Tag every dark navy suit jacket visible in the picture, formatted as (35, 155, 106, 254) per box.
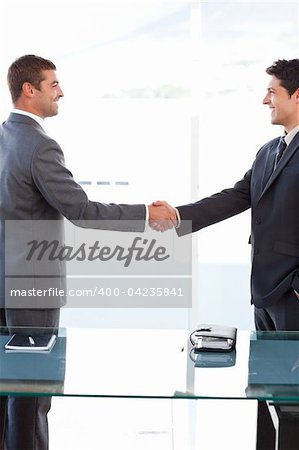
(177, 131, 299, 307)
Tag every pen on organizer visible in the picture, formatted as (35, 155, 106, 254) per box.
(29, 336, 35, 345)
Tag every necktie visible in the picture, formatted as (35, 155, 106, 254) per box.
(274, 136, 287, 169)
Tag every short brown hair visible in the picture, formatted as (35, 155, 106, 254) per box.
(7, 54, 56, 103)
(266, 59, 299, 96)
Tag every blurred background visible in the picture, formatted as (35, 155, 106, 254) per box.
(0, 0, 298, 331)
(0, 2, 298, 449)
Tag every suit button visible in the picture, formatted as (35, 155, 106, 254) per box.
(255, 217, 261, 225)
(255, 248, 260, 255)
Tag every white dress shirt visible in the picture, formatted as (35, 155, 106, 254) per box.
(284, 124, 299, 146)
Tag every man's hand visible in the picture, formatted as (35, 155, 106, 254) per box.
(148, 200, 177, 231)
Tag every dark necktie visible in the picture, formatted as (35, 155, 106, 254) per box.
(274, 136, 287, 170)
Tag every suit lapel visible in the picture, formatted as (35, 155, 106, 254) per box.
(261, 142, 277, 191)
(259, 132, 299, 200)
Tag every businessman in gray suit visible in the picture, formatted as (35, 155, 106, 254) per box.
(0, 54, 176, 450)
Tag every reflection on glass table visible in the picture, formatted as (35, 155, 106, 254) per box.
(246, 331, 299, 399)
(0, 327, 66, 394)
(189, 347, 236, 368)
(0, 328, 299, 403)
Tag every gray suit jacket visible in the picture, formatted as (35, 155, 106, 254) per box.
(0, 113, 146, 308)
(177, 131, 299, 308)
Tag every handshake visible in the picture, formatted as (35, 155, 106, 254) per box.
(148, 201, 178, 231)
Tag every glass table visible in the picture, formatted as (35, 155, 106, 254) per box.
(1, 327, 299, 449)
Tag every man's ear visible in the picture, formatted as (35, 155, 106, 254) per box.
(22, 82, 34, 98)
(294, 88, 299, 104)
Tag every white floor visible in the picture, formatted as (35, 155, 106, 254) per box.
(49, 397, 257, 450)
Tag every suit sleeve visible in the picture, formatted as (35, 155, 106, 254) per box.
(176, 169, 252, 235)
(31, 138, 146, 230)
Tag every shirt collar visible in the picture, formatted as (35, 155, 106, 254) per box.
(11, 108, 45, 130)
(284, 125, 299, 146)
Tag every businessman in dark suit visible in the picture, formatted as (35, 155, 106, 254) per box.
(0, 54, 176, 450)
(153, 59, 299, 448)
(154, 58, 299, 332)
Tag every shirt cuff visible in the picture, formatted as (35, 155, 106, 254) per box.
(174, 207, 181, 228)
(145, 205, 149, 221)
